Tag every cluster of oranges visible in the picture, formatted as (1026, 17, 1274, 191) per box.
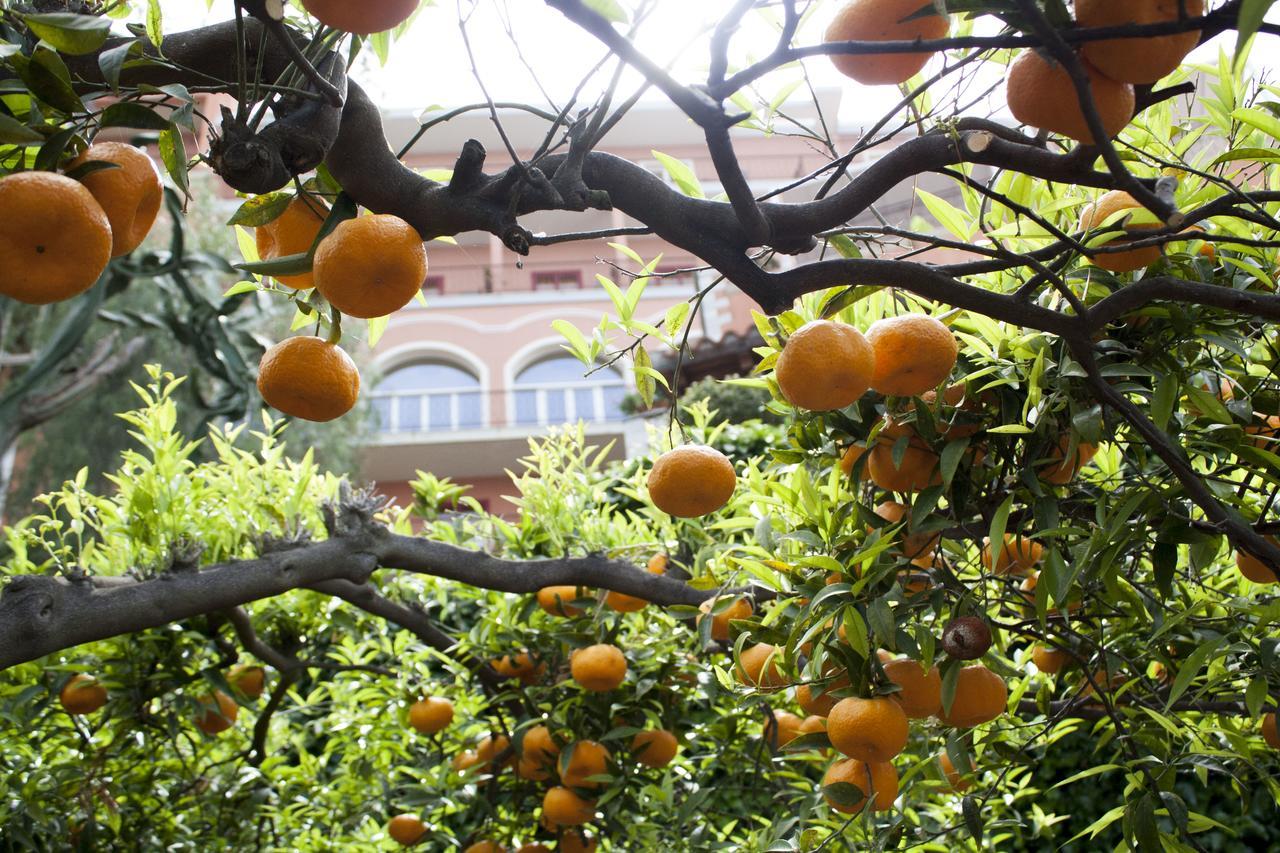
(0, 143, 162, 305)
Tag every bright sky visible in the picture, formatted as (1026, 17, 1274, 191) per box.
(153, 1, 1276, 130)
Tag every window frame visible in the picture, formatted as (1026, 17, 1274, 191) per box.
(530, 269, 583, 291)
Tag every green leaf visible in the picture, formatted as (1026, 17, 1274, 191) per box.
(962, 795, 984, 844)
(1234, 0, 1276, 68)
(227, 192, 294, 227)
(916, 188, 974, 240)
(585, 0, 629, 23)
(1245, 675, 1268, 719)
(1211, 146, 1280, 166)
(221, 281, 259, 299)
(552, 320, 592, 364)
(1164, 638, 1223, 710)
(158, 126, 189, 197)
(235, 252, 311, 277)
(23, 13, 112, 55)
(0, 114, 43, 145)
(987, 494, 1014, 570)
(634, 346, 656, 408)
(650, 150, 704, 199)
(663, 302, 690, 339)
(97, 40, 138, 90)
(99, 102, 169, 130)
(145, 0, 164, 49)
(1232, 106, 1280, 141)
(367, 314, 389, 348)
(1151, 373, 1177, 432)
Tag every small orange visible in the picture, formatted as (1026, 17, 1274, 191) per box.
(516, 845, 552, 853)
(604, 587, 648, 613)
(697, 596, 754, 642)
(300, 0, 419, 34)
(824, 0, 949, 85)
(0, 171, 112, 304)
(491, 652, 545, 685)
(516, 755, 551, 781)
(570, 644, 627, 692)
(981, 534, 1044, 575)
(766, 710, 805, 747)
(1077, 0, 1203, 84)
(452, 750, 480, 773)
(255, 196, 329, 289)
(542, 786, 595, 826)
(257, 336, 360, 422)
(1037, 435, 1098, 485)
(194, 690, 238, 735)
(1006, 50, 1134, 144)
(647, 553, 668, 574)
(536, 585, 589, 617)
(736, 643, 788, 690)
(1236, 539, 1280, 584)
(1245, 414, 1280, 449)
(227, 664, 265, 699)
(881, 657, 942, 718)
(559, 831, 597, 853)
(865, 314, 958, 397)
(560, 740, 611, 789)
(872, 500, 939, 559)
(58, 674, 108, 716)
(1079, 191, 1163, 272)
(647, 445, 736, 517)
(938, 752, 971, 792)
(631, 729, 679, 768)
(827, 696, 908, 762)
(867, 431, 941, 492)
(314, 213, 427, 318)
(70, 142, 163, 257)
(462, 842, 504, 853)
(1263, 713, 1279, 749)
(387, 814, 428, 846)
(1032, 644, 1071, 675)
(822, 758, 898, 812)
(519, 724, 559, 766)
(476, 733, 512, 770)
(774, 319, 875, 411)
(936, 665, 1007, 727)
(839, 443, 868, 478)
(796, 681, 846, 717)
(408, 696, 454, 734)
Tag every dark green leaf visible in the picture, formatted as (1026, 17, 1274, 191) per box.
(0, 113, 42, 144)
(99, 102, 169, 130)
(23, 13, 112, 55)
(226, 192, 293, 227)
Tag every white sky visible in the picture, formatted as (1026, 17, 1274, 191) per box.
(152, 1, 1276, 130)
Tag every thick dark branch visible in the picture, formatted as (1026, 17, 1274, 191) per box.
(1086, 276, 1280, 329)
(225, 606, 296, 673)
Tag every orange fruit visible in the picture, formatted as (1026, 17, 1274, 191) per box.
(736, 643, 788, 690)
(452, 750, 480, 772)
(936, 665, 1007, 727)
(839, 443, 868, 478)
(58, 674, 107, 715)
(1263, 713, 1279, 749)
(476, 733, 512, 770)
(697, 596, 753, 642)
(822, 758, 898, 812)
(865, 314, 957, 397)
(604, 587, 648, 613)
(313, 213, 427, 318)
(516, 755, 551, 781)
(408, 696, 453, 734)
(828, 696, 908, 762)
(257, 336, 360, 422)
(867, 430, 941, 492)
(570, 644, 627, 692)
(1032, 645, 1070, 675)
(0, 171, 112, 304)
(536, 585, 589, 617)
(227, 664, 265, 699)
(491, 652, 546, 685)
(387, 814, 427, 846)
(1079, 191, 1163, 272)
(517, 846, 551, 853)
(824, 0, 949, 85)
(774, 319, 875, 411)
(559, 831, 597, 853)
(938, 752, 971, 792)
(560, 740, 611, 789)
(194, 690, 238, 735)
(300, 0, 419, 34)
(1006, 50, 1134, 144)
(69, 142, 162, 257)
(1245, 414, 1280, 448)
(766, 710, 805, 747)
(1236, 539, 1280, 584)
(542, 786, 595, 826)
(881, 657, 942, 718)
(631, 729, 679, 768)
(796, 682, 846, 717)
(520, 724, 559, 766)
(1077, 0, 1203, 84)
(462, 842, 504, 853)
(647, 445, 736, 517)
(872, 501, 939, 559)
(255, 196, 329, 289)
(647, 553, 668, 574)
(981, 533, 1043, 575)
(1037, 435, 1098, 485)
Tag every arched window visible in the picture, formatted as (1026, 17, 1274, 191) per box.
(513, 356, 626, 426)
(372, 361, 483, 433)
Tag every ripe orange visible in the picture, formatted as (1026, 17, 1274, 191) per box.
(1079, 191, 1163, 272)
(408, 696, 454, 734)
(865, 314, 957, 397)
(767, 710, 805, 747)
(559, 830, 597, 853)
(300, 0, 419, 34)
(452, 750, 480, 772)
(0, 171, 112, 304)
(839, 443, 868, 478)
(1245, 414, 1280, 448)
(824, 0, 949, 85)
(1006, 50, 1134, 144)
(69, 142, 162, 257)
(1236, 539, 1280, 583)
(647, 445, 736, 517)
(1037, 435, 1098, 485)
(822, 758, 899, 812)
(697, 596, 753, 642)
(938, 752, 971, 792)
(1032, 644, 1070, 675)
(774, 319, 875, 411)
(59, 674, 108, 715)
(736, 643, 788, 690)
(1263, 713, 1279, 749)
(798, 714, 829, 749)
(631, 729, 679, 768)
(881, 657, 942, 718)
(536, 585, 589, 617)
(517, 845, 552, 853)
(491, 652, 545, 685)
(194, 690, 238, 734)
(228, 664, 266, 699)
(255, 196, 329, 289)
(257, 336, 360, 422)
(520, 724, 560, 766)
(462, 842, 504, 853)
(981, 533, 1043, 575)
(1077, 0, 1203, 84)
(559, 740, 611, 789)
(570, 644, 627, 692)
(936, 665, 1007, 727)
(796, 681, 846, 717)
(542, 786, 595, 826)
(476, 733, 511, 770)
(387, 814, 427, 846)
(828, 696, 908, 762)
(867, 430, 941, 492)
(872, 500, 939, 559)
(313, 213, 428, 318)
(604, 587, 648, 613)
(647, 553, 668, 574)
